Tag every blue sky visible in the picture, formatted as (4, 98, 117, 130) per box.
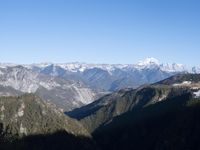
(0, 0, 200, 65)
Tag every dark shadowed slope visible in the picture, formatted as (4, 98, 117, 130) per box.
(0, 94, 100, 150)
(67, 74, 200, 133)
(93, 93, 200, 150)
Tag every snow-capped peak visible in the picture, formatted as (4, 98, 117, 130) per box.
(160, 63, 186, 72)
(0, 58, 199, 74)
(137, 57, 160, 66)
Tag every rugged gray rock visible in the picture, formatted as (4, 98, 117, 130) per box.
(0, 66, 97, 111)
(0, 58, 199, 111)
(26, 58, 200, 91)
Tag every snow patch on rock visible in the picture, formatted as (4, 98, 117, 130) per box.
(173, 81, 192, 87)
(158, 94, 167, 101)
(194, 90, 200, 98)
(0, 105, 5, 120)
(1, 105, 5, 111)
(18, 102, 25, 117)
(20, 123, 27, 134)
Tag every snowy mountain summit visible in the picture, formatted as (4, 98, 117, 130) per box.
(0, 58, 199, 111)
(138, 57, 160, 66)
(25, 57, 199, 74)
(135, 57, 198, 73)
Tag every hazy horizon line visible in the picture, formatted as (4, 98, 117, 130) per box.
(0, 58, 199, 67)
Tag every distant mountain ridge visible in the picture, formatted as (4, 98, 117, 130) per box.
(8, 58, 200, 91)
(0, 58, 199, 111)
(1, 57, 199, 74)
(22, 57, 199, 73)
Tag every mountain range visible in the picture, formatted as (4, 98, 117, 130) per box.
(0, 57, 199, 111)
(67, 74, 200, 132)
(1, 73, 200, 150)
(25, 57, 200, 91)
(0, 58, 200, 150)
(67, 74, 200, 150)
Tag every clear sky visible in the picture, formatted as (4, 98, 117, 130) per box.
(0, 0, 200, 65)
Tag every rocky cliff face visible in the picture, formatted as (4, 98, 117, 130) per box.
(0, 59, 199, 112)
(0, 66, 97, 111)
(25, 58, 200, 91)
